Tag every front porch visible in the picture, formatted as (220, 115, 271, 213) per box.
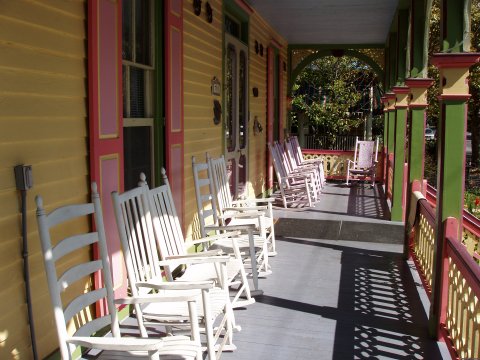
(218, 183, 449, 359)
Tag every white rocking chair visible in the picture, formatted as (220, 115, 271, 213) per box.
(192, 156, 270, 295)
(346, 136, 379, 186)
(36, 183, 201, 360)
(112, 180, 237, 360)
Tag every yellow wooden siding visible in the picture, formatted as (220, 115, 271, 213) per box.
(183, 0, 223, 240)
(182, 0, 287, 240)
(0, 1, 89, 359)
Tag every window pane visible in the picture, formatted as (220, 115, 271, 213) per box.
(122, 0, 133, 61)
(129, 67, 145, 117)
(135, 0, 151, 65)
(225, 15, 240, 38)
(124, 126, 152, 190)
(226, 45, 236, 152)
(122, 65, 128, 116)
(239, 50, 246, 149)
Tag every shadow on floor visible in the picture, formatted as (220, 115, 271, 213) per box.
(254, 237, 441, 360)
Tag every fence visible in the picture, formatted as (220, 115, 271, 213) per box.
(303, 135, 357, 151)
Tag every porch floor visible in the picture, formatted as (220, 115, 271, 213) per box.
(220, 183, 450, 360)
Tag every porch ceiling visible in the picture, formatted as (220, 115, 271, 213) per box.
(248, 0, 400, 46)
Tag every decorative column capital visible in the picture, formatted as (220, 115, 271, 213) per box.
(405, 78, 434, 108)
(384, 92, 396, 112)
(392, 86, 410, 109)
(430, 52, 480, 101)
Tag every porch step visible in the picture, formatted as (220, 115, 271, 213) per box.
(274, 218, 404, 244)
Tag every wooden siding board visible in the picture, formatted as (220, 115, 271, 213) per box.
(0, 1, 88, 357)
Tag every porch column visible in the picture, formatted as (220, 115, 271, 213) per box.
(427, 0, 479, 336)
(384, 93, 396, 198)
(391, 86, 410, 222)
(405, 79, 433, 189)
(429, 53, 480, 335)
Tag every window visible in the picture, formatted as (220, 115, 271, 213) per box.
(122, 0, 154, 190)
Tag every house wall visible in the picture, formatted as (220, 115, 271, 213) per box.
(183, 0, 287, 240)
(249, 11, 288, 195)
(0, 1, 89, 358)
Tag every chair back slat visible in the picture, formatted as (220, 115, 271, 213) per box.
(36, 184, 120, 360)
(58, 260, 103, 293)
(209, 155, 234, 211)
(112, 186, 162, 292)
(192, 156, 221, 238)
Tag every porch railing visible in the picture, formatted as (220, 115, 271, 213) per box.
(409, 181, 480, 359)
(303, 135, 357, 151)
(302, 149, 384, 181)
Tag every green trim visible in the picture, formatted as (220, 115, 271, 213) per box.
(439, 101, 467, 222)
(154, 1, 165, 186)
(396, 9, 409, 85)
(410, 0, 430, 77)
(391, 108, 407, 221)
(388, 111, 395, 154)
(222, 0, 251, 155)
(224, 0, 249, 43)
(383, 112, 389, 152)
(441, 0, 468, 53)
(290, 49, 385, 86)
(409, 108, 426, 182)
(388, 32, 398, 91)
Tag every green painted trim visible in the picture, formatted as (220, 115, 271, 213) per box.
(391, 108, 407, 221)
(441, 0, 468, 53)
(388, 32, 398, 91)
(154, 1, 165, 186)
(290, 49, 385, 86)
(383, 112, 389, 151)
(396, 9, 409, 84)
(410, 0, 430, 77)
(224, 0, 250, 43)
(288, 43, 385, 50)
(388, 111, 395, 154)
(409, 108, 426, 182)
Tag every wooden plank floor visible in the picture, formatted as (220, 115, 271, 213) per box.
(220, 183, 449, 360)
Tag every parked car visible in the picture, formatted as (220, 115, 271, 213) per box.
(425, 127, 436, 141)
(466, 132, 472, 166)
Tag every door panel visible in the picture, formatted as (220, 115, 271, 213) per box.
(224, 34, 248, 198)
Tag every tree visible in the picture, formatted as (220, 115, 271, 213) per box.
(291, 55, 383, 148)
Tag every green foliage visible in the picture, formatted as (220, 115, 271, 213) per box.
(291, 55, 382, 146)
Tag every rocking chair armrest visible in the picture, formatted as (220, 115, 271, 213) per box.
(218, 211, 265, 219)
(134, 280, 215, 291)
(223, 206, 267, 212)
(232, 198, 275, 205)
(205, 224, 255, 232)
(166, 250, 223, 258)
(67, 336, 167, 352)
(190, 230, 242, 246)
(158, 255, 230, 267)
(114, 291, 201, 305)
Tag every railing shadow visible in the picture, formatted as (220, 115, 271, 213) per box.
(256, 237, 441, 359)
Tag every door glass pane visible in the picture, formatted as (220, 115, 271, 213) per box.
(239, 50, 246, 149)
(238, 154, 246, 196)
(122, 0, 133, 61)
(226, 158, 236, 197)
(226, 45, 236, 152)
(124, 126, 152, 190)
(122, 65, 128, 116)
(135, 0, 151, 65)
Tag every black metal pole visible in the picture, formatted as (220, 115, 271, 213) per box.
(21, 189, 38, 360)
